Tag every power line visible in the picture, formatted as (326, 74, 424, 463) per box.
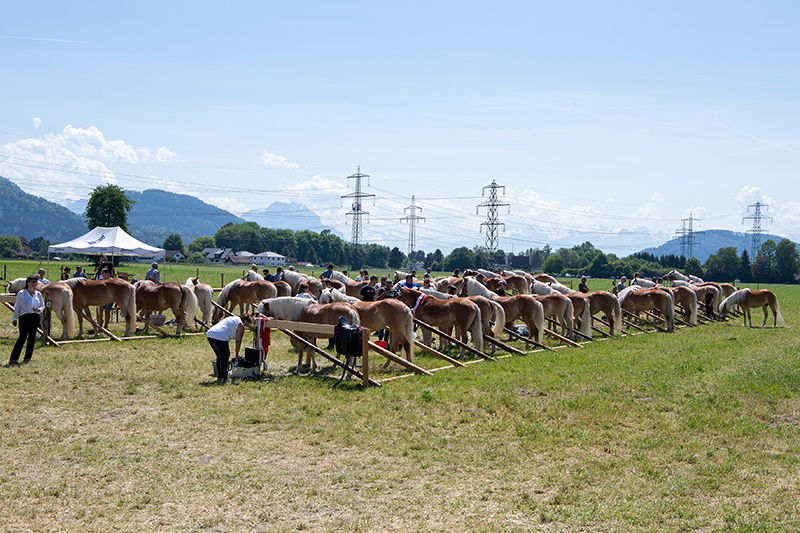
(401, 195, 425, 268)
(743, 201, 772, 259)
(340, 166, 374, 265)
(476, 180, 510, 255)
(674, 212, 700, 258)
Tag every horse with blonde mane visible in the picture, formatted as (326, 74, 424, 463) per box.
(213, 279, 277, 321)
(720, 289, 785, 327)
(494, 295, 545, 345)
(257, 296, 360, 372)
(586, 291, 622, 335)
(533, 273, 558, 284)
(620, 288, 675, 332)
(485, 274, 529, 295)
(691, 284, 722, 318)
(533, 293, 574, 338)
(243, 270, 264, 281)
(662, 285, 698, 325)
(547, 281, 573, 295)
(632, 277, 656, 288)
(63, 278, 137, 336)
(135, 280, 197, 334)
(319, 288, 416, 362)
(40, 282, 76, 339)
(273, 280, 292, 297)
(326, 271, 368, 297)
(185, 277, 214, 326)
(565, 292, 592, 338)
(6, 277, 47, 293)
(457, 277, 511, 338)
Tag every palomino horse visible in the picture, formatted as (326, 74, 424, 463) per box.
(718, 283, 737, 299)
(691, 285, 721, 318)
(63, 278, 137, 336)
(533, 273, 558, 284)
(494, 295, 545, 345)
(134, 281, 197, 334)
(327, 271, 368, 297)
(213, 279, 277, 320)
(6, 278, 48, 293)
(586, 291, 622, 335)
(620, 288, 675, 332)
(243, 271, 264, 281)
(694, 282, 724, 314)
(547, 281, 573, 295)
(257, 297, 360, 373)
(632, 277, 656, 288)
(720, 289, 785, 327)
(40, 282, 76, 340)
(533, 293, 574, 338)
(663, 270, 688, 282)
(662, 286, 698, 325)
(565, 292, 592, 339)
(185, 277, 214, 326)
(436, 276, 464, 293)
(457, 278, 509, 337)
(319, 288, 416, 362)
(381, 287, 484, 356)
(485, 274, 529, 295)
(274, 280, 292, 297)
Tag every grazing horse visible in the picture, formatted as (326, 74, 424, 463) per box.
(134, 280, 196, 334)
(40, 282, 76, 339)
(720, 289, 785, 327)
(486, 274, 529, 295)
(319, 288, 416, 362)
(565, 292, 592, 338)
(257, 297, 360, 372)
(718, 282, 737, 299)
(213, 279, 277, 321)
(533, 293, 574, 338)
(382, 287, 484, 356)
(494, 295, 545, 345)
(620, 288, 674, 332)
(694, 282, 724, 314)
(185, 277, 214, 326)
(586, 291, 622, 335)
(691, 284, 722, 318)
(662, 286, 698, 325)
(63, 278, 137, 336)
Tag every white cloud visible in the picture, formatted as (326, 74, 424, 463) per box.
(33, 117, 41, 128)
(651, 192, 663, 203)
(262, 149, 299, 169)
(208, 196, 247, 215)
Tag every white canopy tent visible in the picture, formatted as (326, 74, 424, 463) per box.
(48, 226, 165, 257)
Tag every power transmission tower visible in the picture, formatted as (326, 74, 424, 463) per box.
(476, 180, 510, 255)
(401, 195, 425, 269)
(743, 201, 772, 258)
(341, 166, 375, 265)
(674, 213, 700, 258)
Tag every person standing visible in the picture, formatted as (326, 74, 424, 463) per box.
(61, 267, 71, 280)
(145, 262, 160, 284)
(320, 264, 334, 279)
(36, 268, 50, 285)
(360, 276, 379, 301)
(400, 274, 420, 289)
(73, 266, 88, 278)
(578, 276, 589, 293)
(9, 276, 43, 365)
(206, 314, 252, 383)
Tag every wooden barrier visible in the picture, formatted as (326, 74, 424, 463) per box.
(413, 318, 496, 361)
(502, 326, 556, 352)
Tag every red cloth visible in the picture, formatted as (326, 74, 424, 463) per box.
(258, 318, 271, 354)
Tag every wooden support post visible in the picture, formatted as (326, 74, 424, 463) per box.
(593, 315, 630, 336)
(76, 309, 122, 341)
(483, 334, 526, 355)
(361, 328, 370, 387)
(212, 300, 235, 317)
(278, 328, 381, 387)
(545, 317, 593, 341)
(413, 340, 466, 367)
(541, 319, 583, 348)
(502, 326, 556, 352)
(621, 309, 661, 332)
(137, 314, 175, 338)
(413, 318, 496, 361)
(221, 273, 224, 288)
(368, 341, 433, 375)
(194, 318, 210, 330)
(590, 323, 611, 337)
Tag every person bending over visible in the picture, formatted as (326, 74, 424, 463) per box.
(207, 314, 252, 383)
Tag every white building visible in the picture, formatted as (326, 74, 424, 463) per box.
(252, 251, 286, 266)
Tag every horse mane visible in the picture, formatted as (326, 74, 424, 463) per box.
(720, 288, 751, 314)
(329, 271, 355, 284)
(476, 268, 499, 278)
(548, 281, 572, 294)
(617, 285, 643, 304)
(217, 278, 242, 306)
(533, 281, 555, 295)
(632, 278, 656, 288)
(244, 271, 264, 281)
(464, 277, 497, 300)
(320, 287, 358, 304)
(419, 287, 455, 300)
(258, 296, 313, 321)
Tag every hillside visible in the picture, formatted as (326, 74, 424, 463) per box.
(0, 176, 87, 241)
(640, 229, 790, 262)
(241, 201, 341, 236)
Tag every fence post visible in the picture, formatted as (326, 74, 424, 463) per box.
(221, 273, 224, 288)
(196, 267, 199, 278)
(361, 328, 370, 387)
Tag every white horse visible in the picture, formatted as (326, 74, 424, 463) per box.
(185, 277, 214, 326)
(533, 281, 556, 295)
(476, 268, 500, 278)
(688, 275, 704, 283)
(329, 270, 356, 284)
(243, 270, 264, 281)
(664, 270, 688, 281)
(670, 279, 692, 288)
(281, 269, 314, 292)
(458, 278, 508, 337)
(632, 278, 656, 288)
(547, 281, 573, 295)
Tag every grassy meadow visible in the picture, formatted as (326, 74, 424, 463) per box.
(0, 260, 798, 531)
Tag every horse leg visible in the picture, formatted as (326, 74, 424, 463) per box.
(762, 304, 769, 327)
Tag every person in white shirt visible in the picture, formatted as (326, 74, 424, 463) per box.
(206, 314, 252, 383)
(9, 276, 43, 365)
(36, 268, 50, 285)
(145, 262, 160, 284)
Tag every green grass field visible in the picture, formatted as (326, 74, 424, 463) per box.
(1, 262, 798, 531)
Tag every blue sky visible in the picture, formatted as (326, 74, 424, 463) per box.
(1, 2, 799, 254)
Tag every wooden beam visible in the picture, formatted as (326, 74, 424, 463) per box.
(541, 320, 583, 348)
(137, 314, 175, 338)
(278, 328, 381, 387)
(211, 300, 235, 317)
(593, 315, 630, 336)
(483, 334, 526, 355)
(590, 324, 611, 337)
(367, 341, 433, 376)
(76, 309, 122, 342)
(258, 319, 334, 336)
(502, 326, 556, 352)
(620, 309, 649, 332)
(622, 309, 665, 332)
(194, 318, 210, 330)
(545, 317, 593, 341)
(413, 318, 496, 361)
(413, 340, 466, 367)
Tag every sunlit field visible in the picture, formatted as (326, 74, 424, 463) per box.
(1, 261, 798, 531)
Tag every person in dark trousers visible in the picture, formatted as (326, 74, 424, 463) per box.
(9, 276, 43, 365)
(578, 276, 589, 293)
(206, 314, 252, 383)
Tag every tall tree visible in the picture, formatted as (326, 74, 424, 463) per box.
(388, 247, 406, 269)
(85, 184, 134, 231)
(543, 254, 564, 274)
(162, 233, 185, 253)
(684, 257, 703, 277)
(703, 247, 739, 281)
(775, 239, 798, 283)
(738, 249, 752, 282)
(188, 235, 215, 253)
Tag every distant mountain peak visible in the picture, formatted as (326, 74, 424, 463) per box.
(241, 201, 341, 236)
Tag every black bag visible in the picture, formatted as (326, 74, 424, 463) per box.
(334, 317, 363, 358)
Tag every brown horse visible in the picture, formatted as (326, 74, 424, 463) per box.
(40, 282, 76, 340)
(565, 292, 592, 338)
(620, 288, 674, 331)
(185, 277, 214, 326)
(257, 297, 360, 372)
(494, 294, 545, 344)
(274, 280, 292, 297)
(213, 279, 277, 320)
(320, 288, 415, 362)
(135, 281, 196, 334)
(586, 291, 622, 335)
(294, 278, 323, 298)
(63, 278, 137, 336)
(720, 289, 785, 327)
(662, 286, 698, 325)
(533, 293, 574, 338)
(383, 287, 483, 356)
(533, 273, 558, 284)
(718, 282, 737, 298)
(692, 285, 721, 318)
(486, 274, 529, 295)
(436, 276, 464, 293)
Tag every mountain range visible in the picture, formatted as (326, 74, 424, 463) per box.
(640, 229, 790, 262)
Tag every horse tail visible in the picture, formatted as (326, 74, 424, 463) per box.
(686, 289, 698, 325)
(400, 305, 415, 361)
(348, 307, 361, 327)
(63, 286, 76, 338)
(124, 283, 137, 336)
(664, 292, 675, 331)
(181, 284, 198, 325)
(772, 292, 786, 326)
(489, 300, 505, 337)
(612, 295, 622, 335)
(579, 298, 592, 338)
(564, 297, 574, 338)
(469, 303, 484, 352)
(533, 299, 545, 344)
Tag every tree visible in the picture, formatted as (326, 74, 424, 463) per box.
(758, 239, 778, 270)
(775, 239, 798, 283)
(589, 251, 609, 278)
(739, 249, 752, 282)
(703, 247, 739, 281)
(443, 247, 476, 271)
(188, 252, 205, 263)
(388, 247, 406, 269)
(752, 255, 771, 281)
(188, 236, 215, 253)
(85, 184, 134, 231)
(0, 235, 21, 258)
(543, 254, 564, 274)
(162, 233, 185, 253)
(684, 257, 703, 277)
